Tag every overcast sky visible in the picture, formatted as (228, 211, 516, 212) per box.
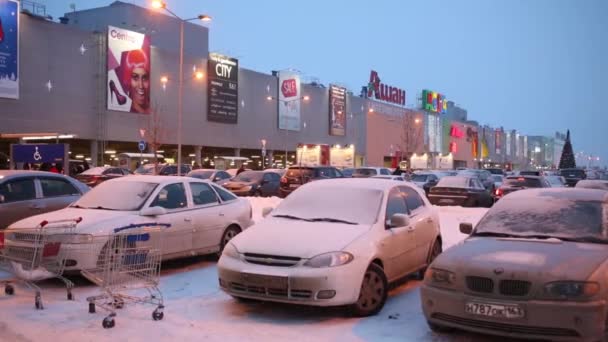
(42, 0, 608, 167)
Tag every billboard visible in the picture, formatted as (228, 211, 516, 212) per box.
(296, 144, 330, 167)
(278, 71, 301, 131)
(329, 85, 346, 136)
(330, 145, 354, 168)
(107, 26, 151, 114)
(0, 0, 18, 99)
(208, 53, 238, 123)
(422, 89, 447, 114)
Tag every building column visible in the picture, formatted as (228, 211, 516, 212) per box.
(266, 150, 273, 168)
(90, 140, 98, 167)
(195, 146, 202, 168)
(234, 148, 241, 157)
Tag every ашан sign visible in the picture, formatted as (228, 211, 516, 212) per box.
(366, 70, 406, 106)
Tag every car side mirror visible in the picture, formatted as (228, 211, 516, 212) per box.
(460, 222, 473, 235)
(0, 194, 4, 203)
(388, 213, 410, 229)
(262, 206, 273, 218)
(140, 206, 167, 217)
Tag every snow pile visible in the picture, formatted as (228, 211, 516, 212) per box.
(9, 262, 56, 281)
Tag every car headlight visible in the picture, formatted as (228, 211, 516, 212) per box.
(304, 252, 353, 268)
(222, 242, 240, 259)
(541, 281, 600, 300)
(425, 268, 456, 287)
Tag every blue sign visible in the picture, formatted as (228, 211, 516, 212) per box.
(0, 0, 19, 99)
(138, 140, 146, 152)
(12, 144, 66, 163)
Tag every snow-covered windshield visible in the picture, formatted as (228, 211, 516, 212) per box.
(272, 186, 384, 225)
(475, 194, 607, 243)
(232, 171, 263, 183)
(73, 181, 158, 211)
(436, 176, 469, 188)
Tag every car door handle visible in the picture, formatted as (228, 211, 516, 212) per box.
(184, 218, 192, 222)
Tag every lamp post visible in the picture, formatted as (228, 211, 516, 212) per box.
(152, 1, 211, 176)
(266, 95, 310, 168)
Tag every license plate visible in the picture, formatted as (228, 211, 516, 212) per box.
(439, 199, 454, 204)
(465, 301, 525, 319)
(289, 184, 300, 189)
(241, 273, 288, 289)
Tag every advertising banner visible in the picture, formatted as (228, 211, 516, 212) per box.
(330, 146, 354, 168)
(208, 53, 238, 123)
(410, 153, 429, 170)
(329, 85, 346, 136)
(278, 71, 301, 131)
(0, 0, 18, 99)
(107, 26, 151, 114)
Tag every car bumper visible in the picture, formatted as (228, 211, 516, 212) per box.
(217, 254, 362, 306)
(227, 189, 254, 196)
(428, 194, 469, 206)
(421, 284, 606, 341)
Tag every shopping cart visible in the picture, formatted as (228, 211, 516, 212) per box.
(80, 222, 170, 329)
(0, 218, 82, 309)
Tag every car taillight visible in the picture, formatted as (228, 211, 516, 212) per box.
(0, 232, 4, 250)
(280, 177, 288, 184)
(495, 188, 503, 197)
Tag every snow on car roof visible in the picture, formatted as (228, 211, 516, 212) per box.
(111, 175, 211, 184)
(504, 188, 608, 202)
(0, 170, 71, 179)
(302, 177, 408, 192)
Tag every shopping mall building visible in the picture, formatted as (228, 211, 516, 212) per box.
(0, 1, 556, 171)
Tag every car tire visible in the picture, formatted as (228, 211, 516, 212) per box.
(349, 263, 388, 317)
(415, 239, 442, 280)
(427, 320, 455, 333)
(219, 225, 241, 253)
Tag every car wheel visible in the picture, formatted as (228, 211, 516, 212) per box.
(427, 320, 455, 333)
(415, 239, 442, 280)
(219, 225, 241, 253)
(349, 263, 388, 317)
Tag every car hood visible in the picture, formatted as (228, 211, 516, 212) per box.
(435, 237, 608, 280)
(7, 207, 158, 235)
(231, 217, 371, 258)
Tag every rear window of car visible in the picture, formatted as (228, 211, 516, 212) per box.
(560, 169, 585, 178)
(353, 168, 377, 176)
(286, 168, 314, 178)
(504, 177, 542, 187)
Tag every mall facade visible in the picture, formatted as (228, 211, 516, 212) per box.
(0, 1, 561, 171)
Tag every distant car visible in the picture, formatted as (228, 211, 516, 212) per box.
(226, 168, 252, 177)
(0, 171, 89, 229)
(559, 168, 587, 187)
(490, 174, 504, 189)
(494, 175, 551, 200)
(428, 176, 493, 207)
(158, 164, 192, 176)
(575, 180, 608, 191)
(279, 166, 343, 198)
(457, 169, 495, 192)
(263, 168, 286, 177)
(545, 175, 567, 188)
(484, 168, 505, 176)
(187, 169, 232, 186)
(219, 178, 442, 317)
(223, 170, 281, 197)
(6, 176, 253, 271)
(371, 175, 405, 181)
(75, 166, 131, 187)
(410, 173, 440, 195)
(519, 170, 542, 176)
(341, 168, 355, 178)
(352, 167, 392, 178)
(421, 188, 608, 341)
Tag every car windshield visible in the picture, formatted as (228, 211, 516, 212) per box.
(190, 171, 214, 179)
(436, 176, 469, 188)
(474, 194, 607, 243)
(73, 181, 158, 211)
(504, 177, 542, 187)
(80, 167, 107, 175)
(232, 171, 264, 182)
(272, 186, 384, 225)
(353, 168, 377, 177)
(411, 174, 429, 182)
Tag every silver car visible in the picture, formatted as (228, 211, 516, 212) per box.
(0, 171, 89, 229)
(421, 188, 608, 341)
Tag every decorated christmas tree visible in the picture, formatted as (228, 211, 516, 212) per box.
(558, 130, 576, 169)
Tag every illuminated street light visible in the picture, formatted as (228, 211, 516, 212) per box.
(195, 71, 204, 80)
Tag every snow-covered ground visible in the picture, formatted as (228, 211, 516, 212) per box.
(0, 199, 493, 342)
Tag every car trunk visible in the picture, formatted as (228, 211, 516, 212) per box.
(280, 168, 316, 190)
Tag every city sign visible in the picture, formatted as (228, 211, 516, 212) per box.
(365, 70, 405, 106)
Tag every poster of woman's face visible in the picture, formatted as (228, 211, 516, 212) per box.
(106, 26, 151, 114)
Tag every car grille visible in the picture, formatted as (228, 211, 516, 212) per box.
(243, 253, 301, 267)
(432, 313, 579, 337)
(229, 282, 312, 299)
(466, 276, 494, 293)
(499, 280, 531, 296)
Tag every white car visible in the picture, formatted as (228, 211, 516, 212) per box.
(6, 176, 253, 271)
(371, 175, 405, 181)
(352, 167, 393, 178)
(218, 178, 442, 316)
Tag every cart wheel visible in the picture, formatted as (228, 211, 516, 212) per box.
(67, 291, 74, 301)
(102, 317, 115, 329)
(35, 296, 44, 310)
(152, 311, 164, 321)
(4, 285, 14, 296)
(113, 298, 124, 309)
(88, 302, 96, 314)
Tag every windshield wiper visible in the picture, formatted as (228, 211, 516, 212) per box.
(87, 206, 119, 211)
(308, 217, 357, 225)
(472, 232, 522, 238)
(70, 204, 85, 209)
(272, 214, 312, 222)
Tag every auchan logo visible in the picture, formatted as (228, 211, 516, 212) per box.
(281, 79, 297, 98)
(366, 70, 406, 106)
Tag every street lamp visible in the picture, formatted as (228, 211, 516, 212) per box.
(152, 1, 211, 176)
(266, 94, 310, 167)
